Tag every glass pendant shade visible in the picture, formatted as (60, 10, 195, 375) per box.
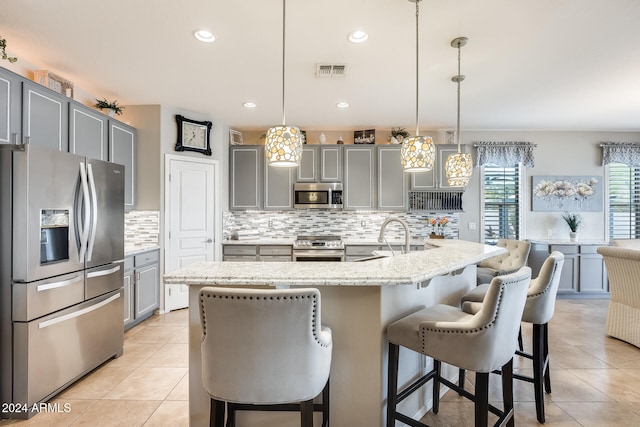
(401, 136, 436, 172)
(445, 152, 473, 186)
(265, 125, 302, 167)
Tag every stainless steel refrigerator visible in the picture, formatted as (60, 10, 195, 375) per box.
(0, 144, 125, 419)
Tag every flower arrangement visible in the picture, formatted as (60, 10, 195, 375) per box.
(388, 127, 410, 144)
(0, 37, 18, 63)
(562, 211, 582, 233)
(429, 216, 449, 236)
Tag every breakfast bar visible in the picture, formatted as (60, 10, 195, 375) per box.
(163, 239, 505, 427)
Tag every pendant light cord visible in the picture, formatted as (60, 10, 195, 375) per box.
(414, 0, 420, 137)
(456, 42, 461, 152)
(281, 0, 287, 126)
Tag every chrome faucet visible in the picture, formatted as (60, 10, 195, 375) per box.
(378, 217, 411, 254)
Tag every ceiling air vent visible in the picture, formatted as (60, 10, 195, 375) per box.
(315, 64, 347, 78)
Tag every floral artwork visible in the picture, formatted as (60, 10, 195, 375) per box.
(531, 175, 602, 212)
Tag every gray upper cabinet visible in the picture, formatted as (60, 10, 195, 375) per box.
(109, 120, 136, 210)
(230, 145, 263, 210)
(0, 67, 21, 145)
(297, 145, 343, 182)
(344, 146, 376, 210)
(22, 79, 69, 151)
(69, 101, 108, 161)
(377, 146, 407, 211)
(264, 161, 294, 210)
(410, 144, 466, 191)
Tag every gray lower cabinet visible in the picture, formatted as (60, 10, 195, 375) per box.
(22, 79, 69, 151)
(0, 67, 21, 145)
(528, 241, 607, 294)
(223, 245, 258, 261)
(124, 250, 159, 330)
(110, 120, 136, 210)
(259, 245, 292, 261)
(223, 244, 292, 261)
(264, 160, 294, 210)
(230, 146, 263, 210)
(69, 101, 108, 161)
(377, 146, 407, 211)
(344, 146, 376, 210)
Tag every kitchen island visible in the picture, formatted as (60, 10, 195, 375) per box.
(164, 239, 505, 427)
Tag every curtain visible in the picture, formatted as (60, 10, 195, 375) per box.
(475, 141, 535, 167)
(601, 142, 640, 167)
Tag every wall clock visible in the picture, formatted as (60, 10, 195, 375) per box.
(175, 115, 213, 156)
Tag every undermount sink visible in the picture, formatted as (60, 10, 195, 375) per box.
(371, 250, 395, 257)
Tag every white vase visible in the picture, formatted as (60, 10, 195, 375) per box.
(319, 133, 326, 144)
(569, 232, 579, 242)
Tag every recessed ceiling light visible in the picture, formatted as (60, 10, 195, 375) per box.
(193, 29, 216, 43)
(348, 30, 368, 44)
(336, 102, 350, 108)
(243, 101, 257, 108)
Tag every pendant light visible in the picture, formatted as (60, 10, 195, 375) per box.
(401, 0, 435, 172)
(444, 36, 473, 186)
(265, 0, 302, 168)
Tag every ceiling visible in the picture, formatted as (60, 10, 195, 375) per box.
(2, 0, 640, 132)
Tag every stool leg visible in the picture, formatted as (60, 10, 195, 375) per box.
(225, 403, 235, 427)
(543, 323, 552, 394)
(501, 358, 515, 427)
(210, 399, 225, 427)
(458, 368, 466, 395)
(387, 342, 400, 427)
(474, 372, 489, 427)
(301, 399, 314, 427)
(518, 325, 524, 351)
(322, 378, 330, 427)
(432, 360, 441, 414)
(533, 323, 545, 424)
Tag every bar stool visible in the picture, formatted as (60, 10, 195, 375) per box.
(199, 287, 332, 427)
(387, 267, 532, 427)
(460, 251, 564, 423)
(476, 239, 531, 285)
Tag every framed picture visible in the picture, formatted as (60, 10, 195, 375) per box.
(531, 175, 602, 212)
(175, 115, 212, 156)
(354, 129, 375, 144)
(229, 129, 243, 145)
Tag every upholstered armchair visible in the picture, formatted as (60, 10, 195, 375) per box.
(476, 238, 531, 285)
(597, 246, 640, 349)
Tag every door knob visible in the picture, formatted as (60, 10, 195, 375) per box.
(205, 238, 213, 243)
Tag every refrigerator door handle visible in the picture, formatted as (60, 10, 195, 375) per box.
(87, 265, 121, 279)
(86, 163, 99, 262)
(78, 163, 91, 261)
(38, 293, 121, 329)
(36, 275, 83, 292)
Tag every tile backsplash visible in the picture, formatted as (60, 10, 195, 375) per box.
(224, 211, 459, 241)
(125, 210, 160, 244)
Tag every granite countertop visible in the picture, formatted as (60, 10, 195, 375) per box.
(528, 239, 609, 245)
(125, 243, 160, 256)
(222, 238, 432, 246)
(164, 239, 505, 287)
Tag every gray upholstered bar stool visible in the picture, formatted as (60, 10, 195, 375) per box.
(199, 287, 332, 427)
(476, 239, 531, 285)
(460, 251, 564, 424)
(387, 267, 531, 427)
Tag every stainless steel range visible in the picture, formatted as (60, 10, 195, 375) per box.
(292, 235, 345, 262)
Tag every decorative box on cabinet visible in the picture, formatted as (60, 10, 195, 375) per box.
(410, 144, 467, 191)
(344, 146, 376, 210)
(377, 146, 407, 211)
(69, 101, 108, 161)
(230, 146, 263, 210)
(0, 67, 21, 145)
(22, 79, 69, 151)
(109, 120, 136, 210)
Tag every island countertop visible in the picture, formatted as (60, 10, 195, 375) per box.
(164, 239, 504, 287)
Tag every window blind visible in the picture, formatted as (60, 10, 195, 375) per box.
(608, 163, 640, 239)
(483, 165, 521, 245)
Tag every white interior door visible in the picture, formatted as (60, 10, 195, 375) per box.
(165, 155, 218, 311)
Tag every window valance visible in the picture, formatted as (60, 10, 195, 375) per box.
(601, 142, 640, 167)
(474, 141, 535, 168)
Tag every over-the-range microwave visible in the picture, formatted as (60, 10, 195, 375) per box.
(294, 183, 343, 209)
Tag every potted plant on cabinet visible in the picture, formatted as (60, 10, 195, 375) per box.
(562, 211, 582, 242)
(0, 36, 18, 63)
(389, 127, 410, 144)
(94, 98, 124, 117)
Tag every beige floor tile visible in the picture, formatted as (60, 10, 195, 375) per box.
(125, 326, 185, 345)
(68, 400, 160, 427)
(106, 341, 165, 368)
(168, 327, 188, 344)
(59, 365, 137, 400)
(142, 401, 189, 427)
(142, 343, 188, 368)
(103, 367, 187, 401)
(555, 401, 640, 427)
(567, 368, 640, 402)
(166, 373, 189, 401)
(0, 399, 96, 427)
